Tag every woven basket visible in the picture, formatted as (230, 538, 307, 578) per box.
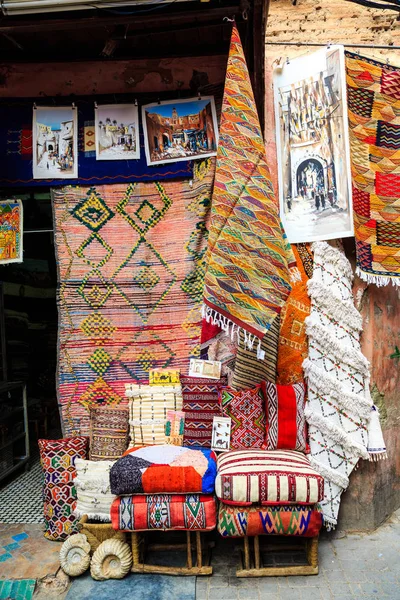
(78, 515, 127, 553)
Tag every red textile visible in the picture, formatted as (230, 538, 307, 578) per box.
(181, 376, 226, 448)
(262, 381, 308, 453)
(220, 385, 266, 450)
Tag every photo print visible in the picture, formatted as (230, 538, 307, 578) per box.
(95, 103, 140, 160)
(211, 416, 231, 452)
(273, 46, 353, 243)
(142, 96, 218, 166)
(33, 106, 78, 179)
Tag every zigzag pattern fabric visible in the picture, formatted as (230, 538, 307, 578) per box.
(304, 242, 372, 528)
(346, 52, 400, 286)
(203, 26, 294, 350)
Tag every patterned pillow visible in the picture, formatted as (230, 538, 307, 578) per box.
(89, 406, 129, 461)
(38, 437, 87, 541)
(126, 384, 183, 446)
(74, 458, 116, 522)
(220, 385, 266, 450)
(262, 381, 308, 452)
(181, 376, 226, 448)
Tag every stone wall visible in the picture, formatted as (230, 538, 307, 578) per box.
(265, 0, 400, 531)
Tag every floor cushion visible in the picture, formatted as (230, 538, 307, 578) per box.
(110, 445, 217, 496)
(89, 406, 129, 461)
(215, 450, 324, 506)
(262, 381, 308, 453)
(220, 385, 266, 450)
(74, 458, 116, 522)
(217, 501, 323, 537)
(111, 494, 216, 532)
(181, 376, 226, 448)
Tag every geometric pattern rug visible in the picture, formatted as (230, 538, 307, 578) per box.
(53, 159, 214, 436)
(0, 456, 43, 524)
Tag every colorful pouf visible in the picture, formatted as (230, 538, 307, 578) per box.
(217, 502, 323, 538)
(110, 445, 217, 496)
(111, 494, 217, 532)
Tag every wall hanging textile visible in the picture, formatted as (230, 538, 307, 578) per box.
(276, 245, 311, 385)
(110, 445, 217, 496)
(303, 241, 372, 529)
(202, 25, 294, 352)
(217, 502, 323, 538)
(215, 449, 324, 506)
(89, 407, 129, 461)
(74, 458, 116, 522)
(346, 52, 400, 287)
(111, 494, 217, 532)
(206, 331, 236, 384)
(53, 159, 213, 437)
(220, 385, 266, 450)
(38, 437, 87, 541)
(0, 200, 23, 264)
(367, 405, 387, 460)
(0, 100, 192, 188)
(262, 381, 308, 453)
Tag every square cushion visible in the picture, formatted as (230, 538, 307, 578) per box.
(110, 445, 217, 496)
(215, 449, 324, 506)
(217, 501, 322, 538)
(111, 494, 216, 532)
(89, 406, 129, 461)
(74, 458, 116, 522)
(262, 381, 308, 452)
(220, 385, 266, 450)
(181, 376, 226, 448)
(126, 384, 183, 446)
(39, 437, 87, 541)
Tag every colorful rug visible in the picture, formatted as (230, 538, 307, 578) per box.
(303, 242, 372, 528)
(53, 159, 214, 436)
(202, 26, 294, 351)
(346, 52, 400, 287)
(0, 580, 35, 600)
(0, 200, 23, 264)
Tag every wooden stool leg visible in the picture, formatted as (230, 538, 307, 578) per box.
(243, 535, 251, 570)
(196, 531, 202, 568)
(254, 535, 260, 570)
(307, 536, 319, 568)
(186, 531, 193, 569)
(131, 532, 140, 567)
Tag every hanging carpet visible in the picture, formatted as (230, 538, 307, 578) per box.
(346, 52, 400, 286)
(53, 159, 214, 436)
(202, 25, 294, 351)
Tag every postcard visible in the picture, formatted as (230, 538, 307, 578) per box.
(95, 103, 140, 160)
(189, 359, 221, 380)
(211, 416, 231, 452)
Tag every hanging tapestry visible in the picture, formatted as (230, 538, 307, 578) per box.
(202, 26, 294, 352)
(0, 200, 23, 264)
(346, 52, 400, 286)
(303, 241, 372, 529)
(53, 159, 214, 436)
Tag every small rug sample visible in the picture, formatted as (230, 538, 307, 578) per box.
(53, 159, 214, 436)
(181, 376, 226, 448)
(346, 52, 400, 287)
(304, 241, 372, 528)
(0, 200, 23, 264)
(0, 455, 43, 524)
(203, 25, 294, 351)
(0, 580, 35, 600)
(89, 406, 129, 460)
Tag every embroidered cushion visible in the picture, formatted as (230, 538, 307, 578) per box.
(126, 384, 183, 446)
(111, 494, 217, 532)
(89, 406, 129, 461)
(181, 376, 226, 448)
(217, 502, 323, 537)
(74, 458, 116, 522)
(39, 437, 88, 541)
(110, 445, 217, 496)
(215, 449, 324, 506)
(220, 385, 266, 450)
(262, 381, 308, 452)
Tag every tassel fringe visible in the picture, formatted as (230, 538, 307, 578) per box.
(356, 267, 400, 288)
(290, 266, 302, 283)
(202, 304, 260, 352)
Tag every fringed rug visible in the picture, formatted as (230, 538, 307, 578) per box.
(303, 242, 372, 528)
(53, 160, 214, 436)
(346, 52, 400, 287)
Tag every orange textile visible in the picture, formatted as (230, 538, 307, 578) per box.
(276, 245, 311, 385)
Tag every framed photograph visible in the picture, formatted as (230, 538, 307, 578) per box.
(189, 358, 221, 380)
(142, 96, 218, 166)
(273, 45, 353, 243)
(33, 106, 78, 179)
(95, 103, 140, 160)
(211, 416, 231, 452)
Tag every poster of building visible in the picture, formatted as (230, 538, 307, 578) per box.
(142, 96, 218, 166)
(0, 200, 23, 264)
(32, 106, 78, 179)
(273, 46, 353, 243)
(95, 104, 140, 160)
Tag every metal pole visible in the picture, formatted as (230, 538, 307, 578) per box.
(266, 41, 400, 50)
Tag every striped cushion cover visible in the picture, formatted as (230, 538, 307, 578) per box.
(215, 449, 324, 506)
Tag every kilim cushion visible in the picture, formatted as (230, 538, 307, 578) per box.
(217, 502, 323, 538)
(126, 384, 183, 446)
(89, 406, 129, 461)
(215, 450, 324, 506)
(110, 445, 217, 496)
(181, 376, 226, 448)
(38, 437, 88, 541)
(111, 494, 217, 532)
(74, 458, 116, 522)
(262, 381, 308, 453)
(220, 385, 266, 450)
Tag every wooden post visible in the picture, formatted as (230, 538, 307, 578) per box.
(196, 531, 203, 568)
(243, 535, 251, 570)
(307, 536, 319, 568)
(186, 531, 193, 569)
(254, 535, 260, 570)
(131, 532, 140, 566)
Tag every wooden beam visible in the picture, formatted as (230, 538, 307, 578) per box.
(251, 0, 268, 130)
